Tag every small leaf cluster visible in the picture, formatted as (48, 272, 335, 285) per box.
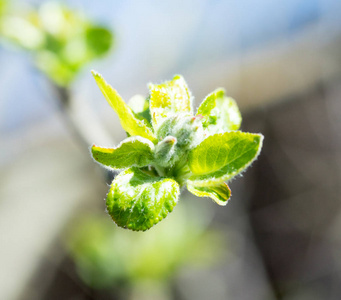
(0, 2, 113, 86)
(91, 72, 263, 231)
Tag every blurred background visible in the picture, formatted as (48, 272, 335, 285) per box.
(1, 0, 341, 299)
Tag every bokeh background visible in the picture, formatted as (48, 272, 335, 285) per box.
(1, 0, 341, 299)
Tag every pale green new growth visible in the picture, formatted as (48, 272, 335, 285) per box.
(149, 75, 192, 129)
(91, 73, 263, 231)
(106, 168, 179, 231)
(92, 136, 154, 170)
(197, 88, 242, 134)
(187, 183, 231, 206)
(188, 132, 263, 186)
(92, 71, 157, 143)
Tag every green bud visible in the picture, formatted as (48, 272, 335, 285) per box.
(155, 136, 177, 167)
(157, 114, 204, 149)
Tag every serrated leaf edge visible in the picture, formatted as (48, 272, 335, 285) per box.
(188, 133, 264, 187)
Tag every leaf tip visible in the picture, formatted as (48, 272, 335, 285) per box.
(172, 74, 183, 80)
(147, 82, 155, 91)
(214, 88, 226, 97)
(164, 136, 177, 144)
(91, 69, 101, 79)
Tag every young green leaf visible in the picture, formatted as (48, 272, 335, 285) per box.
(92, 71, 157, 142)
(149, 75, 192, 129)
(106, 168, 180, 231)
(128, 94, 152, 126)
(188, 132, 263, 186)
(91, 137, 155, 170)
(187, 183, 231, 206)
(197, 88, 242, 134)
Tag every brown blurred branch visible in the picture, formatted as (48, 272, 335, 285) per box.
(50, 81, 116, 182)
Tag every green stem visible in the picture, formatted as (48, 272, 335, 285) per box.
(169, 157, 191, 186)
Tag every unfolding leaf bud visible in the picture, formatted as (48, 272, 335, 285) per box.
(157, 113, 204, 151)
(155, 136, 177, 167)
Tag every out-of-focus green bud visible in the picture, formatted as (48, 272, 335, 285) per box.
(0, 0, 8, 17)
(0, 1, 114, 86)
